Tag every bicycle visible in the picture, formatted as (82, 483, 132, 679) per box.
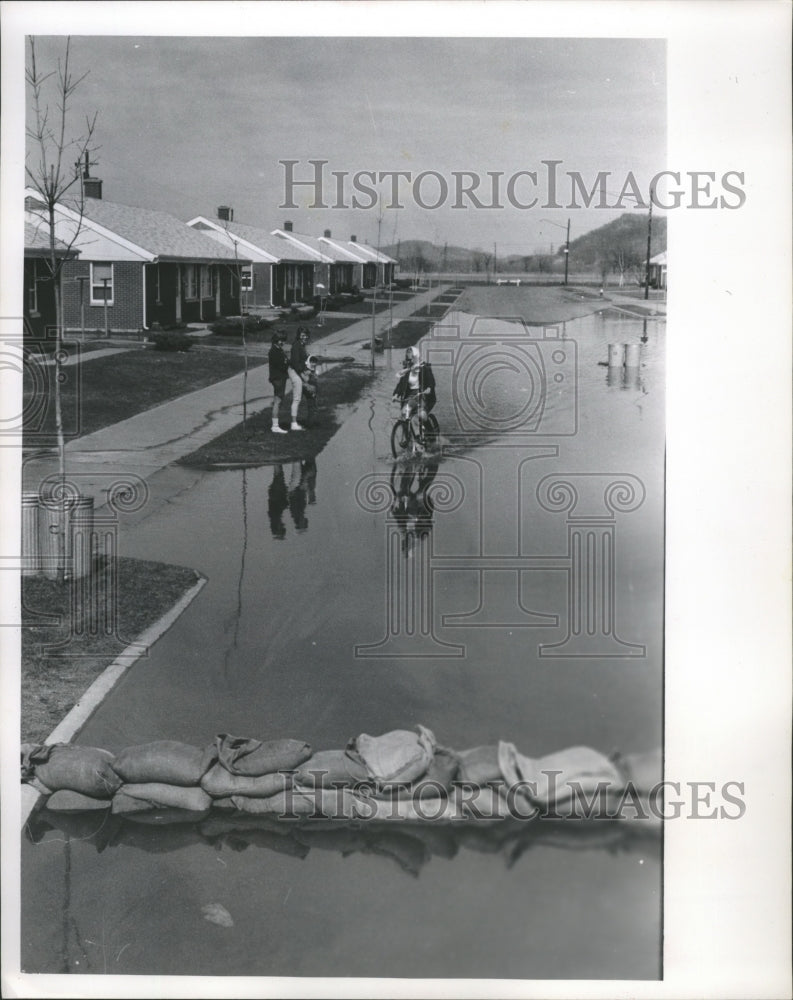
(391, 402, 441, 458)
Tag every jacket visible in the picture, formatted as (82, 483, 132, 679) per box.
(393, 362, 436, 411)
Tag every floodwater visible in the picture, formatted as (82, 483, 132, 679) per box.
(21, 306, 665, 980)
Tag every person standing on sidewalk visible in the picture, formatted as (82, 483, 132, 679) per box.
(268, 329, 290, 434)
(288, 327, 313, 431)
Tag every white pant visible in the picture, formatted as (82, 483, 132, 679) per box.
(288, 369, 303, 419)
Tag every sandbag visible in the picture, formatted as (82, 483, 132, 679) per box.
(210, 734, 312, 776)
(375, 747, 459, 800)
(201, 763, 291, 799)
(111, 783, 211, 815)
(350, 725, 436, 785)
(27, 744, 121, 799)
(295, 750, 369, 788)
(124, 807, 210, 825)
(112, 741, 212, 787)
(45, 789, 112, 813)
(456, 744, 501, 785)
(498, 742, 623, 806)
(361, 795, 463, 824)
(230, 787, 365, 820)
(615, 748, 662, 793)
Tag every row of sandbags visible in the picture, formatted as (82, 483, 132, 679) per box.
(21, 726, 662, 823)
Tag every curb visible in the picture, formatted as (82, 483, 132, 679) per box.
(21, 573, 208, 828)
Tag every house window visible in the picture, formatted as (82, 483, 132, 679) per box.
(200, 265, 212, 298)
(240, 266, 253, 292)
(90, 262, 114, 305)
(185, 264, 198, 300)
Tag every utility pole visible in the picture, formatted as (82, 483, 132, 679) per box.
(370, 213, 382, 368)
(644, 192, 653, 300)
(564, 218, 570, 286)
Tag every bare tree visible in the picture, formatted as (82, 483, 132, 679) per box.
(26, 37, 98, 581)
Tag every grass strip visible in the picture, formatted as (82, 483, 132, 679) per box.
(22, 558, 200, 743)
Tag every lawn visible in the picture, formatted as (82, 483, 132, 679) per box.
(178, 361, 376, 468)
(22, 557, 200, 743)
(23, 344, 255, 444)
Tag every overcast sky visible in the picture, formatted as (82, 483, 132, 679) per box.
(25, 34, 665, 254)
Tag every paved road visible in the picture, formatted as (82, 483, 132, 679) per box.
(21, 285, 453, 509)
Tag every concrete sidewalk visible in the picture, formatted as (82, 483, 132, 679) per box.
(22, 284, 451, 509)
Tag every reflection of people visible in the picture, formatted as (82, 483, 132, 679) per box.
(392, 346, 436, 446)
(288, 327, 312, 431)
(390, 457, 437, 554)
(287, 459, 316, 532)
(267, 464, 288, 539)
(268, 330, 290, 434)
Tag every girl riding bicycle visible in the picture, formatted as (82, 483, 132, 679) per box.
(392, 346, 436, 448)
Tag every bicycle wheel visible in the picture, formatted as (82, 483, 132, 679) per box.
(391, 420, 411, 458)
(422, 413, 441, 450)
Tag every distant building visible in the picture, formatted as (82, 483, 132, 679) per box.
(272, 224, 364, 295)
(648, 251, 667, 289)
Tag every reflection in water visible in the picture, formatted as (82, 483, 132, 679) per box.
(223, 469, 249, 681)
(390, 455, 438, 555)
(268, 460, 318, 538)
(29, 806, 660, 883)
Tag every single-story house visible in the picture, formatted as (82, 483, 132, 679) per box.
(648, 251, 667, 289)
(23, 217, 79, 340)
(344, 237, 396, 288)
(186, 215, 318, 308)
(271, 224, 363, 296)
(25, 181, 250, 335)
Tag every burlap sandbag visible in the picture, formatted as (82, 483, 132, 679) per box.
(111, 741, 212, 787)
(111, 782, 211, 815)
(45, 789, 112, 813)
(201, 763, 290, 799)
(295, 750, 369, 788)
(350, 725, 436, 785)
(209, 734, 312, 776)
(28, 744, 121, 799)
(456, 745, 502, 784)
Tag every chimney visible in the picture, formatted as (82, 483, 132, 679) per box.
(284, 221, 293, 232)
(217, 206, 234, 222)
(84, 176, 103, 199)
(350, 235, 357, 242)
(323, 229, 331, 239)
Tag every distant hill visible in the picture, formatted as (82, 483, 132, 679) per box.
(564, 212, 666, 272)
(383, 213, 666, 279)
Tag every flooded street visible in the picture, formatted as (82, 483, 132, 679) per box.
(22, 306, 664, 979)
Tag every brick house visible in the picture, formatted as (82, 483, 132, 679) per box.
(23, 217, 78, 340)
(25, 184, 249, 335)
(271, 224, 365, 296)
(344, 237, 396, 288)
(187, 214, 317, 308)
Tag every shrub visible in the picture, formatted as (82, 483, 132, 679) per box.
(208, 315, 275, 336)
(151, 332, 193, 352)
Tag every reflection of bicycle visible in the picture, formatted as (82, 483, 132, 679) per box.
(391, 405, 440, 458)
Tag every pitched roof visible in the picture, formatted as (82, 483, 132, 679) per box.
(188, 218, 318, 262)
(76, 197, 247, 262)
(649, 251, 667, 266)
(24, 219, 75, 257)
(346, 241, 396, 265)
(272, 229, 352, 263)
